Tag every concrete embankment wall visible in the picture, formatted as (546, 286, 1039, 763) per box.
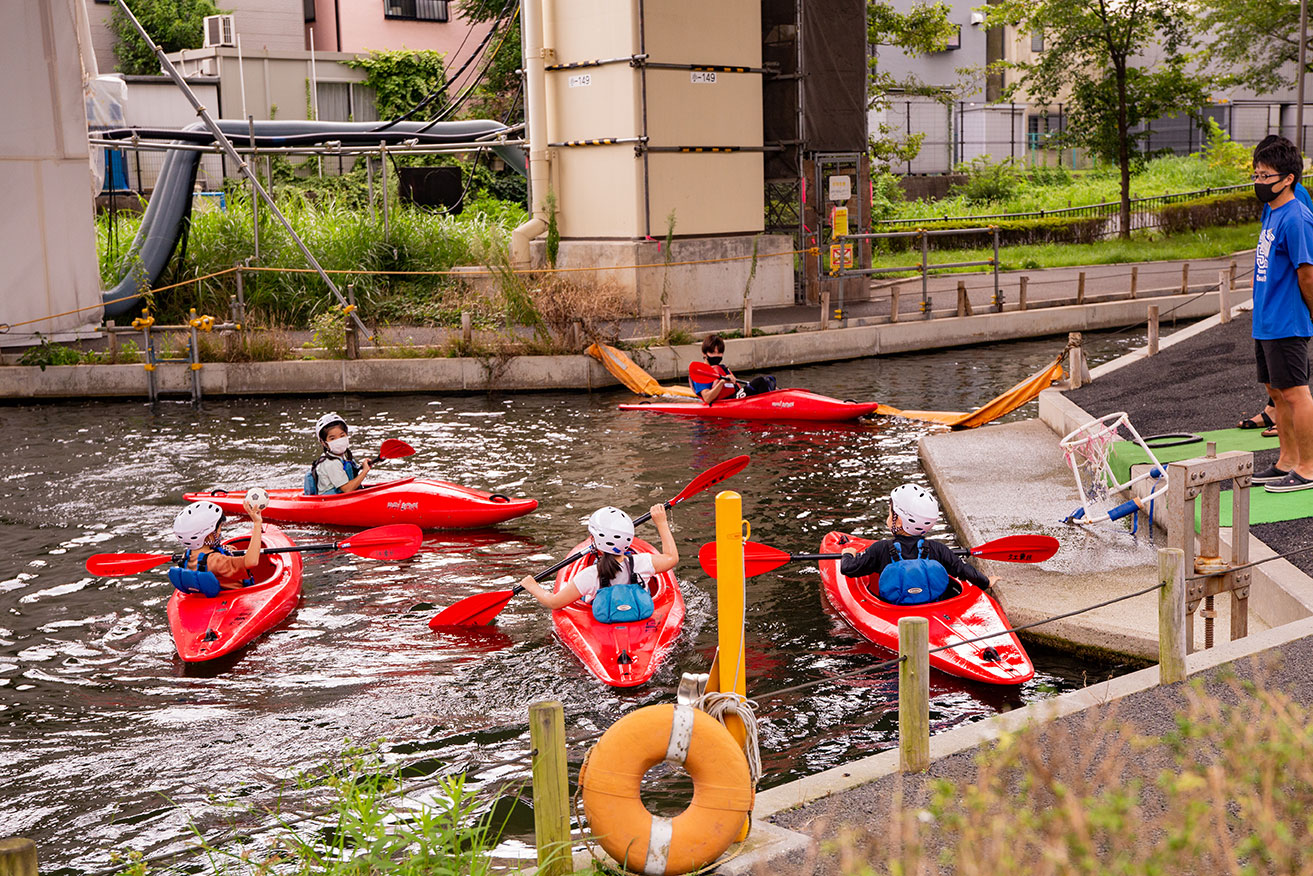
(0, 290, 1225, 400)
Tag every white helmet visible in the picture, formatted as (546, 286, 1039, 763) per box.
(587, 506, 634, 555)
(890, 484, 940, 536)
(174, 501, 224, 549)
(315, 412, 348, 441)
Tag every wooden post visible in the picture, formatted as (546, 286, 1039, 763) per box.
(1076, 271, 1086, 305)
(660, 304, 671, 338)
(1158, 548, 1188, 684)
(820, 290, 831, 330)
(107, 320, 118, 361)
(743, 298, 753, 337)
(956, 280, 972, 316)
(187, 311, 202, 404)
(1130, 266, 1138, 299)
(0, 838, 38, 876)
(890, 283, 901, 323)
(1229, 258, 1237, 287)
(528, 701, 571, 876)
(1148, 305, 1160, 355)
(461, 311, 473, 345)
(1219, 269, 1232, 323)
(344, 285, 360, 359)
(1068, 332, 1084, 390)
(898, 616, 930, 773)
(1180, 262, 1189, 294)
(1019, 275, 1028, 311)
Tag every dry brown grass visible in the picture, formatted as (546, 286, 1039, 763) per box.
(829, 673, 1313, 875)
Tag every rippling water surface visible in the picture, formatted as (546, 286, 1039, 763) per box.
(0, 333, 1144, 870)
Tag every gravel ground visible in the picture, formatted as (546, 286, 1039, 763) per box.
(771, 635, 1313, 874)
(1065, 313, 1313, 578)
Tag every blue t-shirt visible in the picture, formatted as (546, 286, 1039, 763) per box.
(1253, 197, 1313, 340)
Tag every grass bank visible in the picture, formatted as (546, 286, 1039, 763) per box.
(870, 223, 1259, 276)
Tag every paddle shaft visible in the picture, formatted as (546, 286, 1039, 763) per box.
(782, 549, 975, 562)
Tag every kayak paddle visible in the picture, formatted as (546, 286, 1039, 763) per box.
(428, 454, 752, 628)
(688, 360, 750, 388)
(85, 523, 425, 576)
(696, 534, 1060, 578)
(371, 439, 415, 465)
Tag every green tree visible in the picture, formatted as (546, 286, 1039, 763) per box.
(112, 0, 223, 76)
(457, 0, 523, 123)
(868, 0, 959, 170)
(985, 0, 1210, 237)
(1195, 0, 1310, 93)
(343, 49, 448, 122)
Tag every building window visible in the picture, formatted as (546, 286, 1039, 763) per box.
(943, 25, 962, 50)
(304, 0, 316, 22)
(384, 0, 450, 21)
(1031, 31, 1045, 52)
(317, 82, 379, 122)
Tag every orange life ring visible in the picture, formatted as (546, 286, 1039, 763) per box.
(580, 703, 754, 875)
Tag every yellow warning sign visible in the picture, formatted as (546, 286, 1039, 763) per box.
(829, 243, 854, 269)
(831, 206, 849, 238)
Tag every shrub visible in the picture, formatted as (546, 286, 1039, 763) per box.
(18, 336, 84, 370)
(1158, 191, 1261, 236)
(870, 171, 906, 220)
(1199, 118, 1252, 176)
(310, 307, 348, 358)
(952, 156, 1024, 205)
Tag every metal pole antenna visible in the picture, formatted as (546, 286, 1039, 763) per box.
(1300, 0, 1309, 152)
(113, 0, 371, 340)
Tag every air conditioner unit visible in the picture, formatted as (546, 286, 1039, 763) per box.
(203, 14, 236, 48)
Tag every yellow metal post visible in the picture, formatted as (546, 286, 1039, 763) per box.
(713, 489, 751, 842)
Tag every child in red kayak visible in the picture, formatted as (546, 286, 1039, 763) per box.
(839, 484, 995, 602)
(689, 334, 776, 404)
(170, 498, 264, 595)
(307, 412, 371, 495)
(518, 504, 679, 616)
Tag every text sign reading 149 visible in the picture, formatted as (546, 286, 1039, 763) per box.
(569, 74, 592, 88)
(690, 71, 717, 84)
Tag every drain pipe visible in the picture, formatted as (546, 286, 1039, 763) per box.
(511, 0, 550, 265)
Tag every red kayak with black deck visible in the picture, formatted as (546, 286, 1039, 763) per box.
(184, 478, 537, 530)
(552, 538, 685, 688)
(817, 531, 1034, 685)
(619, 388, 878, 422)
(167, 525, 303, 662)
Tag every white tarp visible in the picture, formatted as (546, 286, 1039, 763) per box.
(0, 0, 104, 342)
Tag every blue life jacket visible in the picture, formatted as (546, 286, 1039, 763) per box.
(304, 454, 360, 495)
(168, 545, 253, 597)
(591, 554, 656, 624)
(877, 539, 951, 605)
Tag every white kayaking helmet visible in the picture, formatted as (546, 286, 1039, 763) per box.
(587, 506, 635, 555)
(890, 483, 940, 536)
(174, 501, 224, 549)
(315, 412, 348, 441)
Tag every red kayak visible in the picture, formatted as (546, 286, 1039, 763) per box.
(817, 531, 1034, 685)
(619, 388, 878, 422)
(166, 525, 303, 662)
(552, 538, 685, 688)
(184, 478, 537, 530)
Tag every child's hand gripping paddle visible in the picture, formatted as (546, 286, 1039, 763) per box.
(696, 534, 1060, 578)
(85, 524, 425, 576)
(427, 454, 752, 628)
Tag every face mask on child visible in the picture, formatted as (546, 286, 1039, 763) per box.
(327, 436, 350, 455)
(706, 356, 723, 366)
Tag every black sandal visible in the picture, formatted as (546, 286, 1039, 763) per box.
(1239, 408, 1276, 430)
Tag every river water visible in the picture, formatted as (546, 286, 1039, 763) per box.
(0, 333, 1144, 871)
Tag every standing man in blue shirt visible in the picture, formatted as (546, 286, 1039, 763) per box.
(1250, 136, 1313, 492)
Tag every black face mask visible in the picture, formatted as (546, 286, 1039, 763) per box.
(706, 356, 723, 366)
(1255, 179, 1288, 204)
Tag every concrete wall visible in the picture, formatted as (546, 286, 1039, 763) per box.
(0, 0, 103, 342)
(307, 0, 493, 64)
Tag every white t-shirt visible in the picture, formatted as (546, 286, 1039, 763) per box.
(316, 456, 354, 493)
(569, 553, 657, 603)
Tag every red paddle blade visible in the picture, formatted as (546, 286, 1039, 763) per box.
(969, 534, 1059, 563)
(340, 524, 424, 560)
(379, 439, 415, 460)
(688, 360, 720, 383)
(670, 455, 751, 508)
(429, 589, 516, 628)
(85, 553, 173, 576)
(697, 540, 793, 578)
